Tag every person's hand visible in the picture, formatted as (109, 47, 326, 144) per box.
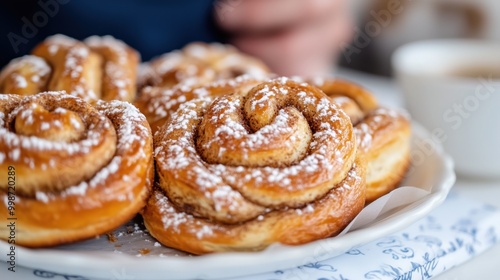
(215, 0, 353, 77)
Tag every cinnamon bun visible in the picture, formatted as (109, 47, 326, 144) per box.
(143, 77, 365, 254)
(0, 91, 153, 247)
(137, 42, 270, 90)
(135, 75, 264, 134)
(0, 35, 139, 103)
(135, 43, 271, 130)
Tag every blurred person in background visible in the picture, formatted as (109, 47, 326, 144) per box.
(0, 0, 353, 77)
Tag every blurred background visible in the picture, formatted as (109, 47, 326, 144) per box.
(1, 0, 499, 77)
(344, 0, 500, 76)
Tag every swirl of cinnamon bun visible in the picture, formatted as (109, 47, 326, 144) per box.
(309, 77, 411, 203)
(0, 34, 139, 103)
(137, 42, 270, 91)
(143, 77, 365, 254)
(0, 91, 153, 247)
(135, 75, 264, 134)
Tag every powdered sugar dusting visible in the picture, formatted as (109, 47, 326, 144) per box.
(140, 75, 262, 125)
(31, 34, 139, 102)
(153, 77, 356, 230)
(85, 35, 137, 101)
(201, 96, 299, 160)
(354, 107, 409, 152)
(138, 42, 269, 109)
(38, 38, 100, 102)
(154, 192, 217, 240)
(0, 92, 151, 202)
(85, 35, 131, 64)
(0, 55, 51, 91)
(2, 92, 111, 163)
(155, 99, 252, 217)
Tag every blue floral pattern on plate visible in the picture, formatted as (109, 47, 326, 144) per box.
(33, 270, 89, 280)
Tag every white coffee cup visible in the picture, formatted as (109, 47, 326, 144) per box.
(392, 39, 500, 179)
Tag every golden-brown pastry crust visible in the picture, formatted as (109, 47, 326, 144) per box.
(0, 56, 51, 95)
(135, 76, 264, 134)
(1, 92, 117, 195)
(0, 34, 139, 103)
(84, 36, 139, 102)
(354, 108, 411, 203)
(311, 78, 378, 114)
(0, 91, 153, 247)
(137, 42, 270, 90)
(135, 43, 271, 132)
(310, 77, 411, 203)
(144, 159, 365, 255)
(144, 77, 364, 254)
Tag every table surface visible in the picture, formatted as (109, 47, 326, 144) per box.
(338, 68, 500, 279)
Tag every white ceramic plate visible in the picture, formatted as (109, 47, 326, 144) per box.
(0, 123, 455, 280)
